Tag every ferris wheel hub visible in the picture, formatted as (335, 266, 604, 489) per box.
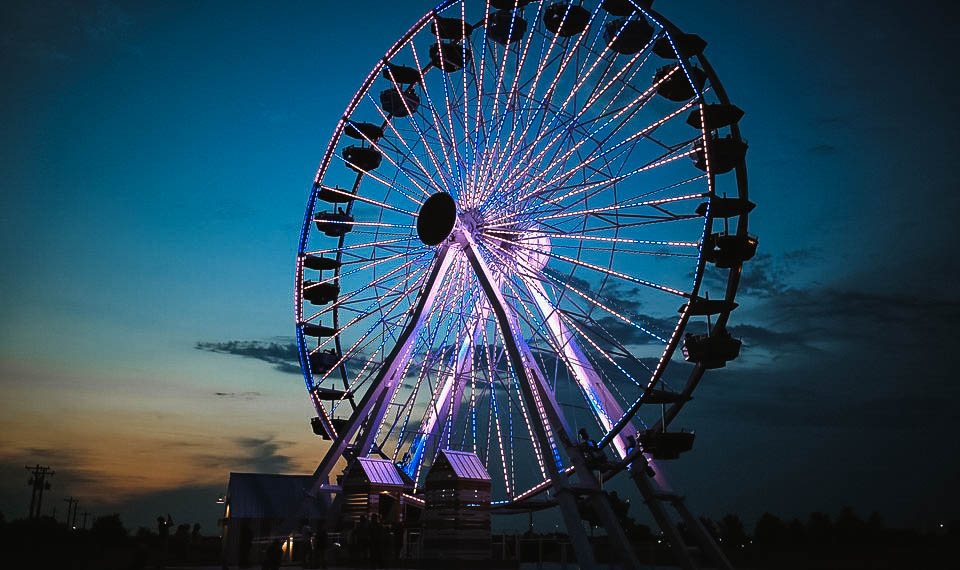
(416, 191, 457, 246)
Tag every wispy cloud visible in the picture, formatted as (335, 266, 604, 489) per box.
(191, 435, 296, 474)
(195, 340, 300, 375)
(213, 391, 262, 399)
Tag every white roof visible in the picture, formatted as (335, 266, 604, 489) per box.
(355, 457, 406, 487)
(439, 449, 491, 481)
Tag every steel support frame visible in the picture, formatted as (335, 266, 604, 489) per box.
(311, 244, 456, 488)
(458, 230, 639, 570)
(407, 301, 489, 475)
(520, 275, 639, 459)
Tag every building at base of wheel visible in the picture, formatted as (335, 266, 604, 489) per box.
(219, 472, 326, 567)
(422, 449, 492, 561)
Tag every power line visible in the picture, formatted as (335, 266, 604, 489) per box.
(24, 465, 54, 519)
(63, 497, 78, 528)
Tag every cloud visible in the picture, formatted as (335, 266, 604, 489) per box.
(760, 287, 960, 346)
(726, 323, 817, 355)
(701, 251, 817, 300)
(195, 340, 301, 375)
(191, 435, 296, 475)
(233, 437, 296, 473)
(213, 391, 262, 399)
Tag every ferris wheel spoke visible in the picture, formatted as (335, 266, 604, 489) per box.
(408, 281, 488, 468)
(472, 10, 603, 208)
(536, 124, 701, 204)
(304, 235, 419, 256)
(496, 234, 691, 298)
(377, 78, 456, 199)
(534, 191, 707, 224)
(481, 2, 548, 182)
(472, 7, 549, 204)
(485, 235, 671, 348)
(302, 251, 430, 325)
(351, 163, 428, 208)
(315, 185, 418, 217)
(497, 271, 638, 457)
(308, 269, 432, 386)
(501, 70, 693, 208)
(307, 270, 430, 357)
(303, 284, 419, 325)
(357, 99, 447, 200)
(481, 12, 643, 203)
(483, 84, 653, 213)
(511, 142, 700, 217)
(306, 247, 426, 288)
(485, 165, 705, 230)
(408, 43, 465, 194)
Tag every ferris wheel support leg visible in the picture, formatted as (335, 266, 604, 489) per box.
(629, 463, 699, 570)
(673, 498, 735, 570)
(520, 275, 638, 458)
(460, 231, 639, 570)
(310, 244, 456, 489)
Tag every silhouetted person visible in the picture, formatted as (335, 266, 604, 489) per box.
(353, 515, 370, 567)
(369, 515, 387, 569)
(300, 521, 314, 568)
(262, 538, 282, 570)
(315, 521, 328, 569)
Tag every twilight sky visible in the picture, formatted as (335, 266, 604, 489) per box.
(1, 0, 958, 533)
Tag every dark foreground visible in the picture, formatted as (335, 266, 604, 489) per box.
(1, 512, 957, 569)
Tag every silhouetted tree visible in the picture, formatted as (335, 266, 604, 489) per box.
(755, 512, 786, 548)
(835, 507, 866, 545)
(699, 515, 720, 542)
(718, 514, 748, 547)
(787, 517, 806, 547)
(806, 512, 834, 553)
(91, 513, 128, 545)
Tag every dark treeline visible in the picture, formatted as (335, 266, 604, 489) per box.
(1, 506, 956, 569)
(542, 497, 958, 568)
(689, 508, 957, 568)
(0, 511, 221, 570)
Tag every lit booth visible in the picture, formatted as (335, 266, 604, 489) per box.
(220, 472, 326, 567)
(422, 449, 492, 561)
(340, 456, 413, 525)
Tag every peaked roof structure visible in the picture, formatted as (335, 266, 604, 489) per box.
(226, 472, 325, 519)
(352, 456, 406, 487)
(436, 449, 491, 482)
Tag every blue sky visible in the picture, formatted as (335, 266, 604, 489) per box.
(1, 0, 958, 532)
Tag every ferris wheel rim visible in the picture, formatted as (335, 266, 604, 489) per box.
(295, 0, 752, 504)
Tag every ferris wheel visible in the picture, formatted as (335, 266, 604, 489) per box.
(295, 1, 755, 567)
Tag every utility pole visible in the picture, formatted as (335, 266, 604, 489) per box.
(81, 511, 91, 530)
(63, 497, 78, 528)
(25, 465, 54, 519)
